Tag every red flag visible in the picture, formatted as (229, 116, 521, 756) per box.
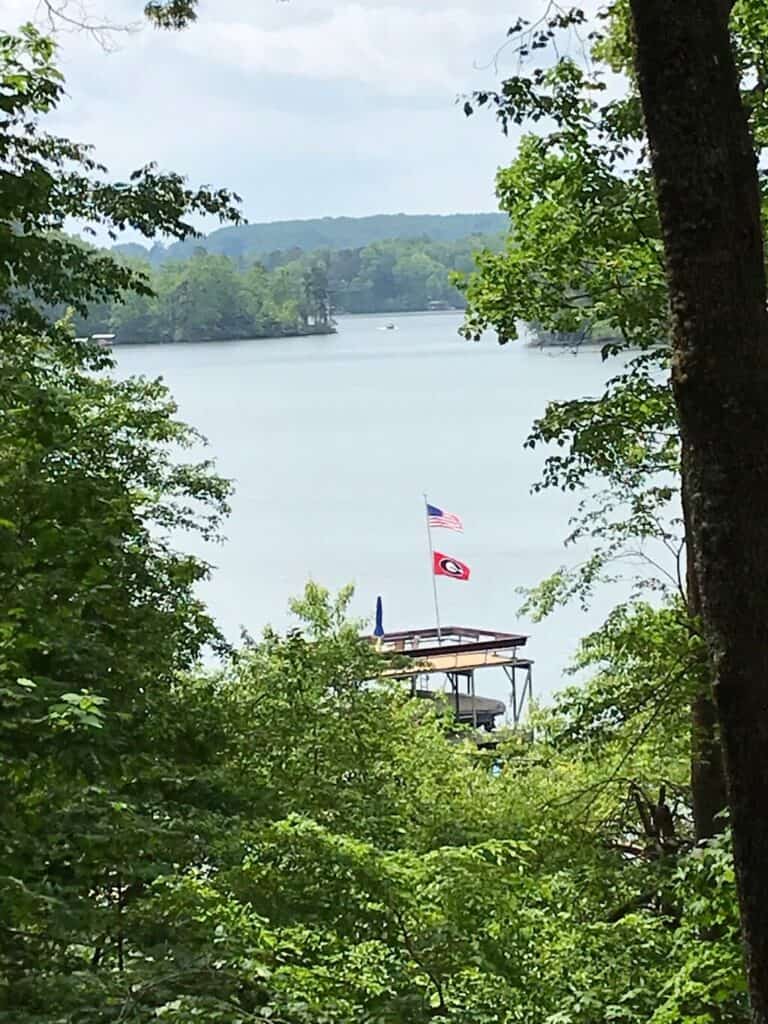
(433, 551, 471, 581)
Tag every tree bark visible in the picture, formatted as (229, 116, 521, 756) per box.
(690, 684, 728, 840)
(630, 1, 768, 1019)
(683, 462, 728, 841)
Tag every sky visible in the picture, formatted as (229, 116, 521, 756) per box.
(1, 0, 558, 228)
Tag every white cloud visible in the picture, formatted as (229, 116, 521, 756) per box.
(176, 3, 509, 98)
(0, 0, 594, 226)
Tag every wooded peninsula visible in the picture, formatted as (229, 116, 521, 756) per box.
(70, 219, 505, 345)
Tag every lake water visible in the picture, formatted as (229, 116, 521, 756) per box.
(114, 311, 631, 711)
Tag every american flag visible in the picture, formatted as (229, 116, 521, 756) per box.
(427, 503, 463, 532)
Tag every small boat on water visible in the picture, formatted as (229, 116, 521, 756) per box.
(382, 322, 397, 331)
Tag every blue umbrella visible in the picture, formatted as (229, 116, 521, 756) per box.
(374, 595, 384, 637)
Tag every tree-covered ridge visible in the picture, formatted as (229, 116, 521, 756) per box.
(113, 212, 509, 267)
(320, 235, 503, 313)
(76, 235, 504, 344)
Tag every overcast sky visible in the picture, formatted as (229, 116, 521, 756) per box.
(1, 0, 560, 227)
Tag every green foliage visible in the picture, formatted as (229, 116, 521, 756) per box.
(453, 8, 696, 609)
(144, 0, 199, 29)
(457, 3, 768, 572)
(0, 322, 235, 1022)
(71, 235, 505, 344)
(322, 235, 498, 314)
(0, 26, 240, 329)
(94, 250, 334, 344)
(539, 601, 703, 781)
(0, 30, 238, 1017)
(2, 580, 747, 1024)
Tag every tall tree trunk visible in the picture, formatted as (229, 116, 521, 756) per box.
(683, 461, 728, 840)
(630, 1, 768, 1019)
(690, 683, 728, 840)
(690, 684, 728, 840)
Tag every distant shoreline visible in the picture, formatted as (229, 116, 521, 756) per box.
(108, 312, 624, 349)
(109, 309, 467, 346)
(110, 324, 337, 347)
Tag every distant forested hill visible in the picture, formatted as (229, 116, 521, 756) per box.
(70, 234, 505, 344)
(113, 212, 508, 266)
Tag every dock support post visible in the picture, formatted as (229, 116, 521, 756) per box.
(501, 661, 534, 727)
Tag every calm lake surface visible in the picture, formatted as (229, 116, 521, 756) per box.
(114, 311, 631, 710)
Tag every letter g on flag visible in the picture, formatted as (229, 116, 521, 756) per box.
(433, 551, 471, 581)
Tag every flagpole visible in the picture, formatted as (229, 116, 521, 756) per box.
(424, 494, 442, 643)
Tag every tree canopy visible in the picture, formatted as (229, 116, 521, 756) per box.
(69, 236, 500, 344)
(1, 577, 750, 1023)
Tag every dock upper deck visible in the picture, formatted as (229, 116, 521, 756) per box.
(371, 625, 533, 727)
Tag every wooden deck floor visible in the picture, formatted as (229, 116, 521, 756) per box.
(379, 649, 532, 677)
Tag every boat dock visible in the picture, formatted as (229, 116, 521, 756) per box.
(374, 625, 533, 729)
